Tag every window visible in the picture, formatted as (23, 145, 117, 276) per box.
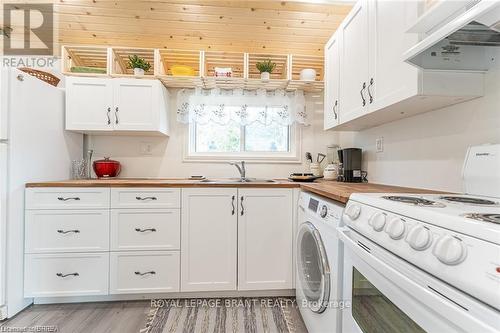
(186, 122, 300, 162)
(179, 89, 305, 162)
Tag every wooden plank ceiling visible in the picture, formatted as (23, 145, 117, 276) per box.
(53, 0, 352, 56)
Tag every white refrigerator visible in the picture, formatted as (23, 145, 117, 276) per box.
(0, 68, 83, 319)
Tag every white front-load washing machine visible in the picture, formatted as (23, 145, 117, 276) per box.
(296, 191, 344, 333)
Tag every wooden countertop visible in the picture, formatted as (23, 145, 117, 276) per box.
(26, 178, 444, 204)
(301, 181, 444, 204)
(25, 178, 301, 188)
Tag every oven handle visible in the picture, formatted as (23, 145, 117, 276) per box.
(337, 227, 476, 321)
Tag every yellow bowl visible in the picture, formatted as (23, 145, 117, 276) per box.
(171, 65, 195, 76)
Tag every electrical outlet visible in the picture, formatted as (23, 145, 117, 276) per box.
(140, 142, 153, 155)
(376, 137, 384, 153)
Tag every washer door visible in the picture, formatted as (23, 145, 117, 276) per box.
(297, 222, 331, 313)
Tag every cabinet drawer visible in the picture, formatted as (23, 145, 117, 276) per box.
(26, 188, 110, 210)
(24, 253, 109, 297)
(25, 210, 109, 254)
(111, 188, 180, 209)
(110, 209, 180, 251)
(109, 251, 179, 294)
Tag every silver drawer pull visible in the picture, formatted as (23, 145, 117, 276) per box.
(134, 271, 156, 276)
(134, 228, 157, 233)
(57, 197, 80, 201)
(135, 196, 157, 201)
(57, 229, 80, 234)
(56, 272, 79, 278)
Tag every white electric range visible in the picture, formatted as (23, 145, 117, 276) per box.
(340, 144, 500, 333)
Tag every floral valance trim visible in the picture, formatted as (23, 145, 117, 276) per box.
(176, 88, 308, 126)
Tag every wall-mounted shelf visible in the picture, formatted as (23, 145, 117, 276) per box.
(61, 45, 324, 92)
(110, 47, 155, 77)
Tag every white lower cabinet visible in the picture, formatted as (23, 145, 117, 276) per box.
(181, 188, 294, 292)
(25, 186, 295, 300)
(238, 189, 293, 290)
(24, 253, 109, 297)
(181, 188, 238, 292)
(110, 209, 180, 251)
(109, 251, 180, 294)
(25, 210, 110, 253)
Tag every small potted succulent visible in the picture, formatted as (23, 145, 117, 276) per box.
(256, 59, 276, 81)
(127, 55, 151, 76)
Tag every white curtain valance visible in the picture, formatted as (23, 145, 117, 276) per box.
(176, 88, 308, 126)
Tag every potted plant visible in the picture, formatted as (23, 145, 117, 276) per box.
(127, 55, 151, 76)
(256, 59, 276, 81)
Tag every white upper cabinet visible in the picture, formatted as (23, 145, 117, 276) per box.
(324, 31, 342, 130)
(339, 0, 370, 124)
(65, 77, 114, 132)
(238, 189, 293, 290)
(66, 77, 169, 136)
(325, 0, 484, 131)
(367, 0, 419, 112)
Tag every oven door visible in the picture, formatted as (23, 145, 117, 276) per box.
(297, 222, 330, 313)
(338, 227, 500, 333)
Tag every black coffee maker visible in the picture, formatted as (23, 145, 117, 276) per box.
(337, 148, 362, 183)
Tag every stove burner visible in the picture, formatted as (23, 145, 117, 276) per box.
(462, 213, 500, 224)
(382, 196, 444, 207)
(440, 196, 498, 206)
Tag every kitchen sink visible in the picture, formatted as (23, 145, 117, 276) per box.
(200, 178, 277, 184)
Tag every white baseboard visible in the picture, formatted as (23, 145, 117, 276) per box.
(34, 289, 296, 305)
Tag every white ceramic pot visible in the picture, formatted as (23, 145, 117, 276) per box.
(133, 68, 145, 76)
(300, 68, 316, 81)
(323, 163, 338, 180)
(260, 72, 270, 81)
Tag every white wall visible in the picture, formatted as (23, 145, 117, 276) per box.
(86, 91, 336, 179)
(338, 67, 500, 192)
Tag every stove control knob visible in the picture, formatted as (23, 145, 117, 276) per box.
(433, 235, 467, 265)
(385, 217, 406, 239)
(406, 224, 432, 251)
(344, 204, 361, 221)
(369, 212, 386, 232)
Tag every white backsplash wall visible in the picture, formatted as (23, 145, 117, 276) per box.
(338, 67, 500, 192)
(86, 90, 337, 179)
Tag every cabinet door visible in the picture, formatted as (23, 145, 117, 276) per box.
(324, 32, 342, 130)
(368, 0, 419, 112)
(65, 77, 113, 131)
(238, 189, 293, 290)
(112, 79, 159, 131)
(181, 188, 237, 292)
(340, 0, 369, 123)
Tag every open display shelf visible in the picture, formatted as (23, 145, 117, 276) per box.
(61, 45, 109, 76)
(61, 45, 324, 92)
(248, 53, 288, 80)
(156, 49, 203, 88)
(111, 47, 155, 77)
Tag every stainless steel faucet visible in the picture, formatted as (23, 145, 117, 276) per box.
(229, 161, 246, 181)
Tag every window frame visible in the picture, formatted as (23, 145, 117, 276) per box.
(183, 122, 302, 163)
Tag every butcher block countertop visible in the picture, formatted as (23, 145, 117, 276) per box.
(25, 178, 299, 188)
(26, 179, 443, 204)
(300, 181, 444, 204)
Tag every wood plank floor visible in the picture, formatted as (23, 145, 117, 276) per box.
(0, 301, 150, 333)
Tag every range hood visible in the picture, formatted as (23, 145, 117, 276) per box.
(404, 1, 500, 71)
